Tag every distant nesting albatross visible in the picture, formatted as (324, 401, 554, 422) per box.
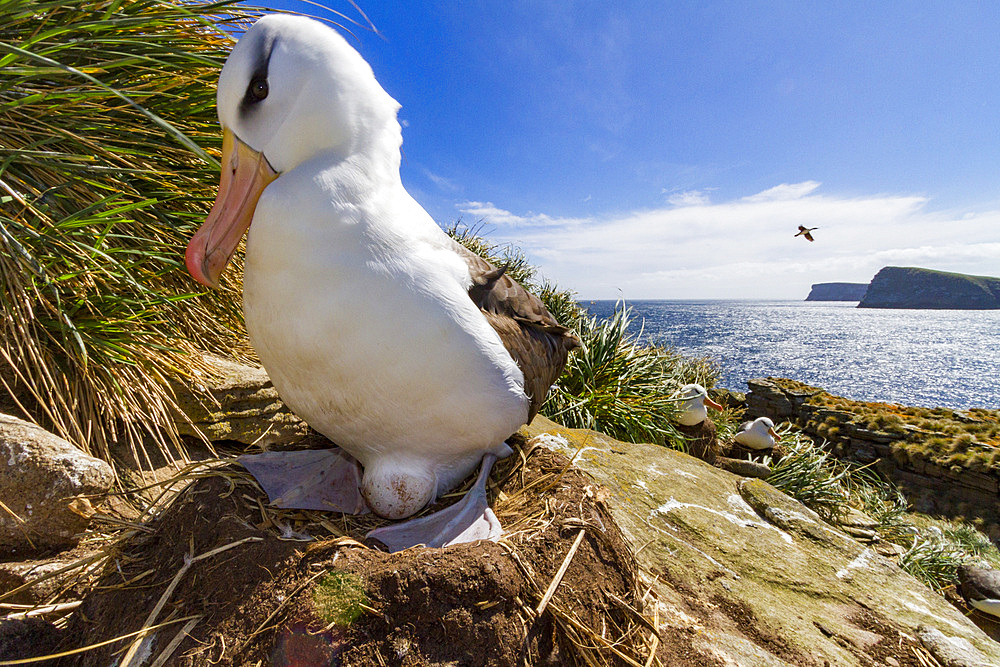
(733, 417, 781, 450)
(958, 564, 1000, 619)
(675, 383, 723, 426)
(184, 14, 579, 551)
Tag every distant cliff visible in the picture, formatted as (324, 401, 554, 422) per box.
(805, 282, 868, 301)
(858, 266, 1000, 309)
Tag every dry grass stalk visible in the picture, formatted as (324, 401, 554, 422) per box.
(642, 599, 661, 667)
(0, 601, 80, 620)
(912, 644, 943, 667)
(147, 616, 202, 667)
(548, 605, 647, 667)
(118, 536, 264, 666)
(0, 615, 201, 667)
(500, 529, 653, 667)
(536, 529, 586, 616)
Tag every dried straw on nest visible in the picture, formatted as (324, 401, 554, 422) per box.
(1, 438, 663, 667)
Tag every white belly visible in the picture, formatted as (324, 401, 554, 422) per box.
(242, 183, 528, 492)
(678, 404, 707, 426)
(971, 598, 1000, 618)
(734, 429, 773, 450)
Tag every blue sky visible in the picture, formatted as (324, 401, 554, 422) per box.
(262, 1, 1000, 298)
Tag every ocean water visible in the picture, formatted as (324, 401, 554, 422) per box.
(582, 300, 1000, 411)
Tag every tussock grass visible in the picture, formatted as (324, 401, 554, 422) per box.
(449, 225, 718, 448)
(846, 470, 913, 545)
(763, 433, 852, 521)
(757, 425, 999, 592)
(899, 531, 968, 592)
(547, 306, 683, 446)
(0, 0, 265, 469)
(776, 378, 1000, 471)
(894, 519, 1000, 592)
(941, 522, 1000, 569)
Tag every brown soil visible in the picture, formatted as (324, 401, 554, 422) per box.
(53, 438, 651, 666)
(710, 594, 806, 664)
(0, 618, 63, 663)
(844, 608, 929, 667)
(7, 433, 988, 666)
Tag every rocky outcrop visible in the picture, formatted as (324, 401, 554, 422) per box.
(744, 377, 1000, 544)
(0, 414, 114, 557)
(805, 282, 869, 301)
(0, 554, 93, 605)
(523, 419, 1000, 666)
(858, 266, 1000, 309)
(170, 354, 308, 446)
(41, 418, 1000, 667)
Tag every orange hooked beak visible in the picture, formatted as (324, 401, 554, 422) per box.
(704, 396, 724, 411)
(185, 128, 278, 288)
(769, 428, 781, 441)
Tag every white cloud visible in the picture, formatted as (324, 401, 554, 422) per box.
(421, 168, 460, 192)
(469, 182, 1000, 299)
(742, 180, 821, 202)
(457, 201, 583, 228)
(667, 190, 710, 207)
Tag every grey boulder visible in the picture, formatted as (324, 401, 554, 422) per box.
(0, 414, 114, 557)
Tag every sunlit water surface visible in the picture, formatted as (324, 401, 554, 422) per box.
(583, 300, 1000, 410)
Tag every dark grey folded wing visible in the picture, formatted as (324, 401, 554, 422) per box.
(959, 564, 1000, 604)
(453, 240, 581, 421)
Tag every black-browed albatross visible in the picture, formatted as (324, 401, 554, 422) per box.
(675, 383, 723, 426)
(958, 564, 1000, 619)
(733, 417, 781, 450)
(185, 14, 579, 551)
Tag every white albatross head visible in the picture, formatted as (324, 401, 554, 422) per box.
(185, 14, 402, 287)
(676, 383, 723, 426)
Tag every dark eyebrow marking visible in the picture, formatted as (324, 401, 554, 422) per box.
(239, 34, 277, 114)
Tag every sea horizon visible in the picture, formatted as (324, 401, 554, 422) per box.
(581, 299, 1000, 411)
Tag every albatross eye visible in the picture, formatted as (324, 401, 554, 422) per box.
(248, 77, 269, 102)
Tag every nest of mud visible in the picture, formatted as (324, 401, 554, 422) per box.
(29, 434, 655, 666)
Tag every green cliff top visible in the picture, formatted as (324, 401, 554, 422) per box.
(768, 377, 1000, 472)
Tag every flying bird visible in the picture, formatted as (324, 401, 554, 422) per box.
(184, 14, 579, 551)
(794, 225, 818, 241)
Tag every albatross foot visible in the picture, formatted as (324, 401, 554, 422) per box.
(239, 448, 369, 514)
(366, 453, 502, 552)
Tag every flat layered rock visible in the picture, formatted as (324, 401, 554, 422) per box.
(170, 354, 308, 446)
(523, 416, 1000, 667)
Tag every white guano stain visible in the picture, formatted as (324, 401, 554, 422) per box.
(656, 495, 793, 544)
(5, 442, 25, 467)
(835, 548, 875, 579)
(530, 433, 570, 450)
(902, 592, 967, 632)
(643, 515, 739, 578)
